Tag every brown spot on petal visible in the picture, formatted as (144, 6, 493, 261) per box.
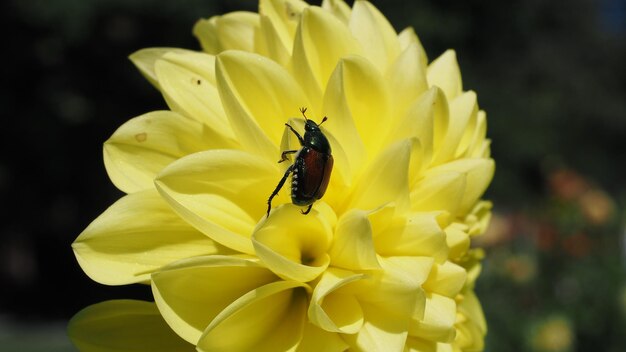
(284, 3, 299, 20)
(135, 132, 147, 142)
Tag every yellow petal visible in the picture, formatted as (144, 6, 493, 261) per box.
(452, 92, 479, 158)
(386, 43, 428, 119)
(405, 336, 437, 352)
(436, 343, 454, 352)
(425, 87, 451, 165)
(155, 150, 279, 254)
(193, 17, 219, 54)
(427, 158, 495, 215)
(387, 87, 449, 177)
(151, 256, 278, 344)
(311, 291, 364, 334)
(308, 268, 366, 333)
(336, 56, 391, 158)
(423, 262, 467, 298)
(366, 256, 433, 300)
(292, 6, 362, 109)
(154, 52, 217, 113)
(454, 319, 484, 352)
(68, 300, 192, 352)
(345, 138, 412, 212)
(465, 200, 492, 236)
(466, 110, 487, 158)
(349, 0, 400, 70)
(444, 224, 470, 260)
(321, 0, 351, 24)
(408, 138, 427, 185)
(216, 50, 310, 160)
(155, 56, 234, 138)
(129, 47, 189, 89)
(427, 50, 462, 101)
(252, 18, 270, 58)
(478, 138, 492, 158)
(259, 0, 309, 51)
(411, 171, 465, 216)
(297, 321, 349, 352)
(72, 190, 223, 285)
(259, 14, 291, 66)
(216, 12, 259, 52)
(398, 27, 428, 66)
(373, 211, 448, 263)
(103, 110, 236, 193)
(159, 50, 218, 84)
(322, 58, 367, 182)
(355, 256, 432, 318)
(409, 293, 457, 343)
(458, 289, 487, 334)
(252, 204, 334, 282)
(347, 256, 434, 351)
(463, 251, 484, 288)
(344, 303, 410, 352)
(193, 12, 260, 54)
(433, 91, 478, 165)
(198, 281, 309, 352)
(330, 209, 381, 270)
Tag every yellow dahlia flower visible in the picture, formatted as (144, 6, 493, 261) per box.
(69, 0, 493, 351)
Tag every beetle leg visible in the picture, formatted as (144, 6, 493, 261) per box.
(301, 204, 313, 215)
(267, 164, 295, 218)
(278, 150, 298, 163)
(285, 123, 304, 145)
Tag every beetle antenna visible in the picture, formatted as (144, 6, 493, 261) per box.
(319, 116, 328, 125)
(299, 107, 308, 121)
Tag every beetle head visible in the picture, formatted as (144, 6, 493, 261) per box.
(304, 116, 327, 132)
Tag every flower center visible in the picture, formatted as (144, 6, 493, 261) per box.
(300, 253, 316, 266)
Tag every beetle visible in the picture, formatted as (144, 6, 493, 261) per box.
(266, 107, 334, 217)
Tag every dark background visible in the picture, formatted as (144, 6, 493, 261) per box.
(2, 0, 625, 351)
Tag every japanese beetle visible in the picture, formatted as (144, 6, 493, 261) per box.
(266, 107, 334, 217)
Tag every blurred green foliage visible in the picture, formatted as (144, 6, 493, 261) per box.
(476, 167, 625, 351)
(1, 0, 625, 351)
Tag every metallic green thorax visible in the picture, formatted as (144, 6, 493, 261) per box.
(303, 120, 331, 154)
